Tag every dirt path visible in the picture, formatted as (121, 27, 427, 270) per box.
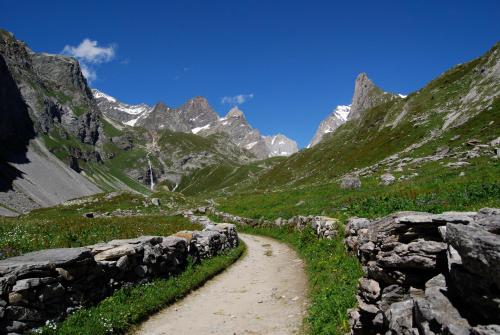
(133, 233, 308, 335)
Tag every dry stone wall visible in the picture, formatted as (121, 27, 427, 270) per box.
(0, 222, 238, 334)
(345, 208, 500, 335)
(193, 207, 338, 239)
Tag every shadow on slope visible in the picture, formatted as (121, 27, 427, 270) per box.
(0, 54, 35, 192)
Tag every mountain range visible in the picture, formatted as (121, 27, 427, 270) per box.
(0, 27, 498, 216)
(93, 89, 298, 159)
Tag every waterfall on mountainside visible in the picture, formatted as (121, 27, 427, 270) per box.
(147, 155, 155, 191)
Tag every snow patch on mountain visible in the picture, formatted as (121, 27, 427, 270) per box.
(92, 89, 298, 159)
(308, 105, 351, 147)
(192, 124, 211, 134)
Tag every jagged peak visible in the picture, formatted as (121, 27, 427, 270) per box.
(226, 106, 245, 118)
(348, 72, 389, 120)
(153, 101, 172, 111)
(188, 95, 209, 103)
(92, 88, 117, 103)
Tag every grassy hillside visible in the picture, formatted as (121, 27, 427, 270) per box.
(217, 43, 500, 219)
(0, 191, 198, 259)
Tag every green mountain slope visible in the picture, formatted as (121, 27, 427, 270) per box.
(218, 43, 500, 219)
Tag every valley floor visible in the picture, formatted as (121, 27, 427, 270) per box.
(133, 233, 308, 335)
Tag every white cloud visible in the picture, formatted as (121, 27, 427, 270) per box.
(62, 38, 116, 84)
(221, 93, 254, 105)
(63, 38, 115, 63)
(80, 63, 97, 83)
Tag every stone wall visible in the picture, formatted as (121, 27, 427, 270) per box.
(345, 208, 500, 334)
(194, 207, 338, 239)
(0, 222, 238, 334)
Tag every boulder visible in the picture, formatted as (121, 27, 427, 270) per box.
(380, 173, 396, 185)
(414, 277, 470, 335)
(341, 175, 361, 189)
(358, 278, 380, 302)
(384, 299, 415, 335)
(446, 222, 500, 324)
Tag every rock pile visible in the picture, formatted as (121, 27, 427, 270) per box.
(345, 208, 500, 334)
(199, 207, 338, 239)
(0, 223, 239, 334)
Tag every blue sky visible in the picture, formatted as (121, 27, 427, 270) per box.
(1, 1, 499, 147)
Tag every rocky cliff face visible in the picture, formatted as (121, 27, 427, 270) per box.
(0, 31, 102, 145)
(263, 134, 299, 157)
(0, 29, 104, 213)
(309, 105, 351, 147)
(93, 91, 299, 159)
(348, 73, 397, 121)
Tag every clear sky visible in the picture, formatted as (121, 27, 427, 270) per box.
(1, 0, 499, 147)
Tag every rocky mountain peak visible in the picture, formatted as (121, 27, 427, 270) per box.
(226, 106, 245, 119)
(93, 89, 298, 159)
(308, 105, 351, 147)
(154, 102, 171, 111)
(181, 96, 210, 111)
(348, 73, 383, 120)
(263, 134, 299, 157)
(178, 96, 219, 129)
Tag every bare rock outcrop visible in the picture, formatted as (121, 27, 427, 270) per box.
(345, 208, 500, 334)
(348, 73, 397, 121)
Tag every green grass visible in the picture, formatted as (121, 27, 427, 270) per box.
(37, 242, 245, 335)
(219, 156, 500, 221)
(0, 213, 199, 259)
(238, 225, 362, 334)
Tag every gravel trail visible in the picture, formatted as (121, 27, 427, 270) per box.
(134, 233, 308, 335)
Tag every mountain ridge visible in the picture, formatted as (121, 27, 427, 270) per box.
(93, 90, 299, 159)
(309, 73, 404, 147)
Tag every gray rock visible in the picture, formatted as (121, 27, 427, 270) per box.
(94, 244, 136, 261)
(471, 325, 500, 335)
(0, 247, 92, 276)
(380, 173, 396, 185)
(384, 299, 415, 335)
(447, 223, 500, 287)
(116, 255, 130, 271)
(376, 239, 446, 270)
(151, 198, 160, 206)
(414, 285, 470, 335)
(341, 175, 361, 189)
(12, 278, 41, 292)
(435, 146, 450, 156)
(378, 285, 408, 312)
(348, 73, 397, 121)
(358, 278, 380, 302)
(357, 296, 379, 315)
(446, 222, 500, 324)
